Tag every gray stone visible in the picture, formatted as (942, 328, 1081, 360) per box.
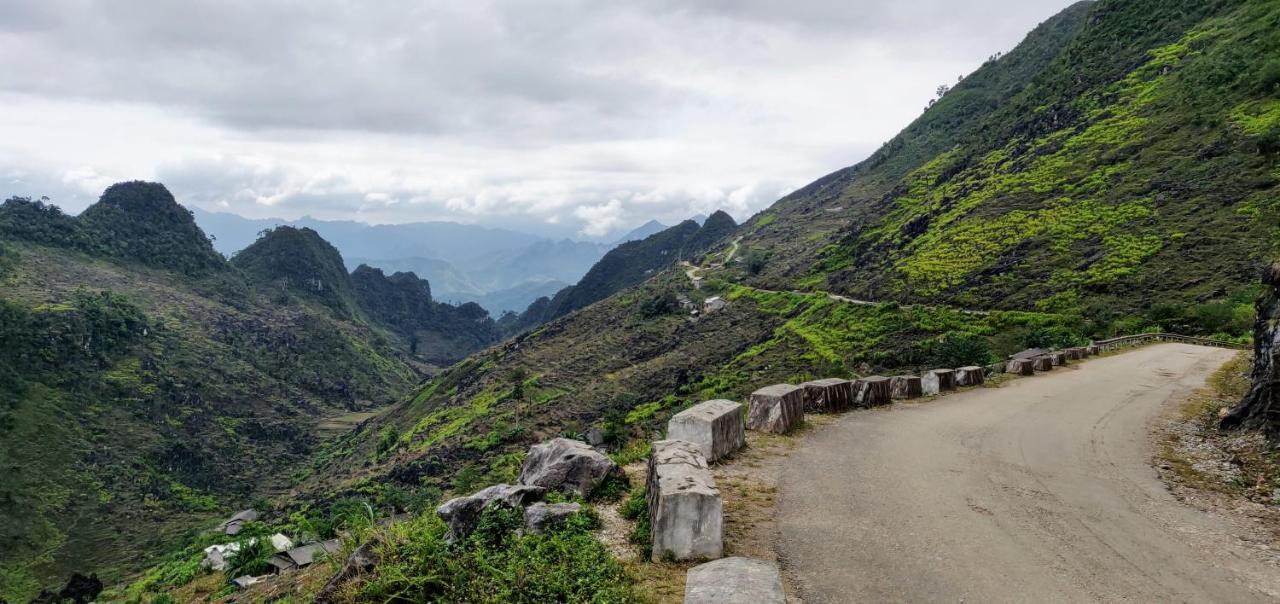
(889, 375, 923, 399)
(747, 384, 805, 433)
(518, 438, 623, 498)
(800, 378, 854, 413)
(314, 538, 381, 603)
(956, 366, 985, 387)
(523, 502, 582, 533)
(437, 484, 545, 542)
(668, 399, 745, 463)
(1033, 355, 1054, 371)
(1006, 358, 1035, 375)
(585, 427, 605, 446)
(684, 557, 784, 604)
(921, 369, 957, 395)
(647, 440, 722, 562)
(1051, 352, 1068, 366)
(853, 376, 891, 407)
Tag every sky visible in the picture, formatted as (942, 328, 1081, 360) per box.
(0, 0, 1076, 240)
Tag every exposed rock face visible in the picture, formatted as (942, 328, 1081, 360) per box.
(518, 438, 623, 498)
(668, 399, 745, 463)
(956, 366, 985, 387)
(921, 369, 956, 395)
(747, 384, 805, 433)
(523, 502, 582, 533)
(1033, 356, 1055, 371)
(1224, 263, 1280, 433)
(436, 484, 545, 542)
(684, 557, 785, 604)
(1051, 351, 1068, 365)
(889, 375, 923, 399)
(1006, 358, 1035, 375)
(854, 376, 891, 406)
(801, 378, 854, 412)
(647, 440, 723, 561)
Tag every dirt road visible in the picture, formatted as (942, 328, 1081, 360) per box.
(778, 343, 1280, 603)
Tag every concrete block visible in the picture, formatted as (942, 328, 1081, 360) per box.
(1006, 358, 1035, 375)
(800, 378, 854, 413)
(921, 369, 957, 395)
(853, 376, 891, 406)
(747, 384, 805, 433)
(684, 557, 784, 604)
(956, 366, 985, 387)
(647, 440, 722, 562)
(668, 399, 745, 463)
(889, 375, 922, 399)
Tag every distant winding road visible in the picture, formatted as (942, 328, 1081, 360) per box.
(778, 343, 1280, 603)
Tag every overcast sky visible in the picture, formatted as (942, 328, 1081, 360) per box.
(0, 0, 1074, 240)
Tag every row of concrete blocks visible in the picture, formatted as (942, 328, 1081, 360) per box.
(1004, 345, 1099, 375)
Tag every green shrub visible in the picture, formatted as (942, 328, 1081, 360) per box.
(930, 332, 993, 367)
(224, 537, 272, 578)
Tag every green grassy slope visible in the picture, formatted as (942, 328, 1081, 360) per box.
(746, 0, 1278, 328)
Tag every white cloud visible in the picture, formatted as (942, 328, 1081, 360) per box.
(0, 0, 1077, 238)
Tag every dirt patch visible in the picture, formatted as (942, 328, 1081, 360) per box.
(1156, 351, 1280, 557)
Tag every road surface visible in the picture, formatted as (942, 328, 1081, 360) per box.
(778, 343, 1280, 603)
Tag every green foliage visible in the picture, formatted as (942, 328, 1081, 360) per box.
(354, 505, 640, 603)
(224, 537, 272, 578)
(930, 332, 994, 367)
(635, 291, 679, 319)
(231, 226, 361, 318)
(619, 486, 652, 559)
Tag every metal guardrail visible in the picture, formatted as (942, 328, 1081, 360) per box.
(1091, 332, 1248, 351)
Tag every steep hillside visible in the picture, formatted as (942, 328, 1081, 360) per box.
(232, 226, 362, 318)
(744, 0, 1277, 325)
(501, 211, 739, 333)
(0, 187, 426, 600)
(351, 266, 501, 365)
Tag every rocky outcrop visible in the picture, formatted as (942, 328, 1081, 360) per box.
(801, 378, 854, 412)
(1006, 358, 1035, 375)
(1224, 263, 1280, 433)
(921, 369, 956, 395)
(890, 375, 923, 399)
(956, 366, 985, 387)
(437, 484, 545, 542)
(1033, 356, 1054, 371)
(517, 438, 623, 498)
(684, 557, 785, 604)
(668, 399, 745, 463)
(523, 502, 582, 533)
(647, 440, 723, 561)
(854, 376, 891, 406)
(747, 384, 805, 433)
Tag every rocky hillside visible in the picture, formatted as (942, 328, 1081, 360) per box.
(305, 0, 1277, 520)
(0, 184, 494, 600)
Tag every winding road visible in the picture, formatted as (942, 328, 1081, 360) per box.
(778, 343, 1280, 603)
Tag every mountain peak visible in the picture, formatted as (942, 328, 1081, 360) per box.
(75, 181, 224, 275)
(231, 225, 359, 316)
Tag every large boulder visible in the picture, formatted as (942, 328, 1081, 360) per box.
(921, 369, 956, 395)
(668, 399, 745, 463)
(647, 440, 723, 561)
(436, 484, 545, 542)
(518, 438, 623, 498)
(956, 366, 985, 387)
(1006, 358, 1035, 375)
(523, 502, 582, 533)
(684, 557, 785, 604)
(800, 378, 854, 413)
(747, 384, 805, 433)
(853, 376, 891, 406)
(890, 375, 923, 400)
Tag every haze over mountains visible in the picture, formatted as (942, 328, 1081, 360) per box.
(191, 208, 682, 314)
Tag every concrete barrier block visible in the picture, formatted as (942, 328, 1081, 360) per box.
(853, 376, 891, 406)
(668, 400, 745, 463)
(956, 366, 985, 387)
(1051, 352, 1067, 366)
(800, 378, 854, 413)
(684, 557, 784, 604)
(647, 440, 722, 562)
(747, 384, 805, 433)
(1033, 356, 1054, 371)
(1006, 358, 1035, 375)
(921, 369, 957, 395)
(889, 375, 923, 399)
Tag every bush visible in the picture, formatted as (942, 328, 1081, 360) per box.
(930, 332, 993, 367)
(224, 537, 272, 578)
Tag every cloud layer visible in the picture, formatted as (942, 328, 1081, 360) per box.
(0, 0, 1075, 239)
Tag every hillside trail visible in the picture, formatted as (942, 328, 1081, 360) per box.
(777, 343, 1280, 603)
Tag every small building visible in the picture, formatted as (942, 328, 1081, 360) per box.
(269, 539, 341, 573)
(703, 296, 727, 313)
(221, 509, 260, 536)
